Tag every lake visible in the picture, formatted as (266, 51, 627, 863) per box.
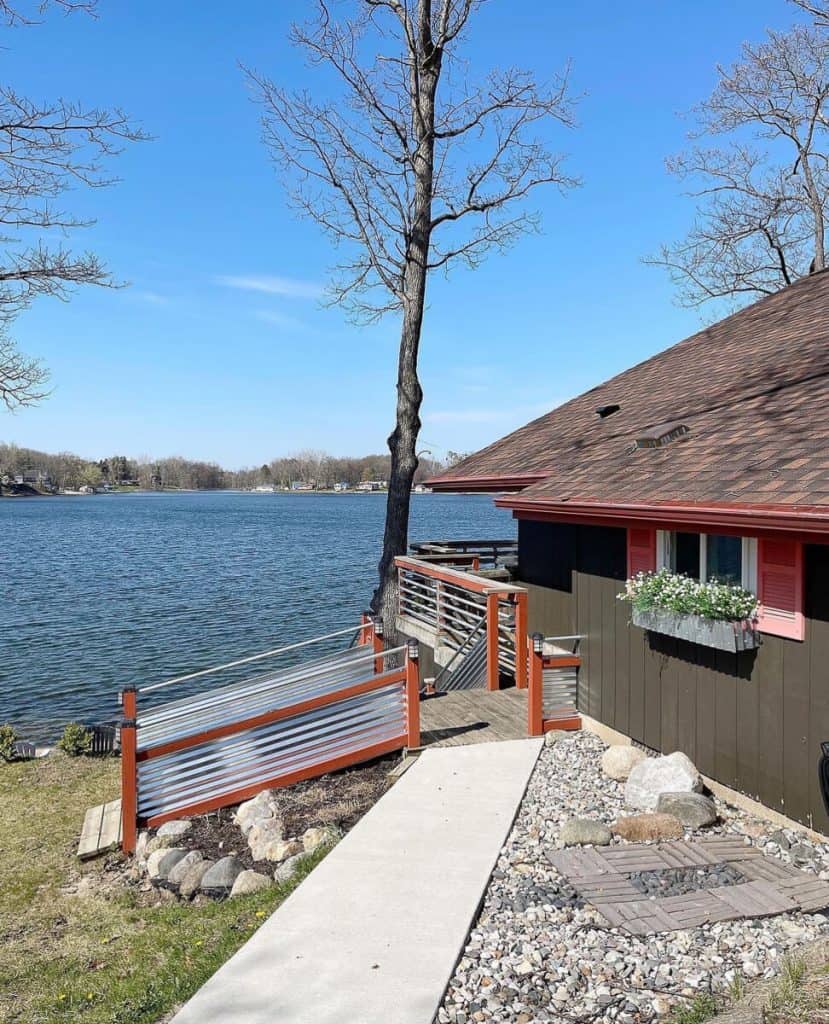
(0, 490, 513, 740)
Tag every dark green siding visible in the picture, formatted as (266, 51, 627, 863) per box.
(516, 519, 829, 833)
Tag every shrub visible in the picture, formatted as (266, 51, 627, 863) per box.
(619, 568, 758, 622)
(0, 723, 18, 762)
(57, 722, 93, 757)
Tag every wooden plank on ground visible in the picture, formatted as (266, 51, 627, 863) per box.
(77, 799, 122, 860)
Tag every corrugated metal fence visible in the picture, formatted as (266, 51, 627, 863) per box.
(120, 619, 420, 852)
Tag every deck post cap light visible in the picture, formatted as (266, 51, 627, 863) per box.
(532, 633, 544, 654)
(374, 616, 384, 636)
(407, 638, 419, 659)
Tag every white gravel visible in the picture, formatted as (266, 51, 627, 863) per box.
(436, 731, 829, 1023)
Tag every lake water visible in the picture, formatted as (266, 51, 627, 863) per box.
(0, 491, 513, 740)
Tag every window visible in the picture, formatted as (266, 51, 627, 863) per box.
(657, 531, 757, 591)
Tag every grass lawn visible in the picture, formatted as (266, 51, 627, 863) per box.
(0, 753, 328, 1024)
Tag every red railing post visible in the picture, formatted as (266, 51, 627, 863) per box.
(514, 592, 528, 690)
(486, 592, 500, 691)
(405, 639, 421, 749)
(528, 633, 544, 737)
(372, 615, 385, 674)
(359, 611, 372, 647)
(120, 686, 138, 853)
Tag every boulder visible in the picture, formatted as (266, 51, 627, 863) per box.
(274, 852, 306, 885)
(265, 839, 303, 864)
(147, 847, 190, 882)
(656, 792, 717, 829)
(134, 830, 150, 868)
(612, 813, 684, 842)
(559, 818, 612, 847)
(625, 752, 702, 811)
(235, 790, 283, 837)
(230, 870, 273, 898)
(167, 850, 203, 888)
(157, 819, 193, 839)
(302, 826, 336, 854)
(179, 859, 214, 900)
(145, 833, 177, 856)
(247, 819, 286, 861)
(601, 745, 647, 782)
(545, 731, 563, 748)
(200, 855, 244, 896)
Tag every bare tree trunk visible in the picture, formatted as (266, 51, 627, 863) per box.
(801, 152, 826, 271)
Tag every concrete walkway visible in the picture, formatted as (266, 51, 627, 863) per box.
(171, 738, 543, 1024)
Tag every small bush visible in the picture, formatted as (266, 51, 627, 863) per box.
(57, 722, 93, 757)
(0, 723, 18, 762)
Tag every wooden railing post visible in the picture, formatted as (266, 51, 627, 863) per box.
(528, 633, 544, 736)
(486, 592, 500, 691)
(372, 616, 385, 674)
(514, 592, 528, 690)
(405, 639, 421, 749)
(120, 686, 138, 853)
(359, 611, 372, 647)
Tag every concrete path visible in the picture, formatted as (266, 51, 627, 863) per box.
(171, 737, 542, 1024)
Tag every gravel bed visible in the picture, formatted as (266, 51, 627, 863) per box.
(436, 731, 829, 1024)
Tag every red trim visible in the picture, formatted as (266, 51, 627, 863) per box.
(542, 715, 582, 732)
(757, 538, 804, 641)
(500, 495, 829, 540)
(120, 690, 138, 854)
(627, 527, 656, 576)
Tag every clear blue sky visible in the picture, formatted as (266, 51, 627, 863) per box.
(0, 0, 805, 467)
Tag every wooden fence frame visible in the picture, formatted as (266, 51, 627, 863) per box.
(395, 555, 528, 691)
(120, 619, 420, 853)
(527, 632, 582, 736)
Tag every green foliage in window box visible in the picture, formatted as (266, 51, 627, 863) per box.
(0, 723, 18, 762)
(57, 722, 93, 757)
(619, 568, 758, 623)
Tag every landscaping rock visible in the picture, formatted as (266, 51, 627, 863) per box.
(274, 852, 306, 885)
(200, 855, 244, 896)
(145, 833, 177, 856)
(166, 850, 203, 888)
(601, 744, 646, 782)
(611, 812, 684, 841)
(559, 818, 612, 847)
(157, 819, 193, 839)
(265, 839, 303, 864)
(625, 751, 701, 811)
(179, 859, 214, 900)
(302, 826, 336, 853)
(656, 791, 717, 829)
(545, 730, 563, 748)
(230, 870, 273, 898)
(247, 818, 286, 861)
(134, 830, 150, 867)
(147, 846, 190, 882)
(235, 789, 282, 837)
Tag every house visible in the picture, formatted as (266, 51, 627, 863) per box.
(333, 481, 349, 492)
(427, 270, 829, 833)
(290, 480, 315, 491)
(356, 480, 386, 491)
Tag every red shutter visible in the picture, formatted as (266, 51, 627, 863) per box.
(627, 527, 656, 578)
(757, 538, 804, 640)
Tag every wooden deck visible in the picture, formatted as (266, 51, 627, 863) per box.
(420, 687, 528, 748)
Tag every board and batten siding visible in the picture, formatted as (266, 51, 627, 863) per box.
(517, 518, 829, 834)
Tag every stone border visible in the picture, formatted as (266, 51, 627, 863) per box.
(548, 837, 829, 936)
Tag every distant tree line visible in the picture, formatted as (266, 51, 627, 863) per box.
(0, 443, 447, 492)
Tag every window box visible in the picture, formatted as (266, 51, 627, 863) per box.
(631, 606, 760, 652)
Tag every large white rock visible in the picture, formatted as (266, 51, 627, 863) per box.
(624, 751, 702, 811)
(230, 869, 272, 898)
(601, 744, 647, 782)
(235, 789, 283, 836)
(247, 819, 288, 861)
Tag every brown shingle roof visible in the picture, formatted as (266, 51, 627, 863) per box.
(429, 270, 829, 519)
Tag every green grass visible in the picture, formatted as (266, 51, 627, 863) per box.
(0, 753, 329, 1024)
(667, 993, 719, 1024)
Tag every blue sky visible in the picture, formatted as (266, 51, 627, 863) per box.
(0, 0, 805, 467)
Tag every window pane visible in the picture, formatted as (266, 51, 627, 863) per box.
(706, 534, 742, 585)
(675, 532, 701, 579)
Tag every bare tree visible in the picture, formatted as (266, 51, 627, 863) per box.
(247, 0, 578, 630)
(647, 23, 829, 309)
(0, 0, 146, 408)
(792, 0, 829, 24)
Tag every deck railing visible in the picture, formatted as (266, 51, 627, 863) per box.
(409, 539, 517, 571)
(395, 555, 527, 690)
(527, 633, 583, 735)
(120, 618, 420, 853)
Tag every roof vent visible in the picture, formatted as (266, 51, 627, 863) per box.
(596, 403, 620, 419)
(634, 421, 689, 449)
